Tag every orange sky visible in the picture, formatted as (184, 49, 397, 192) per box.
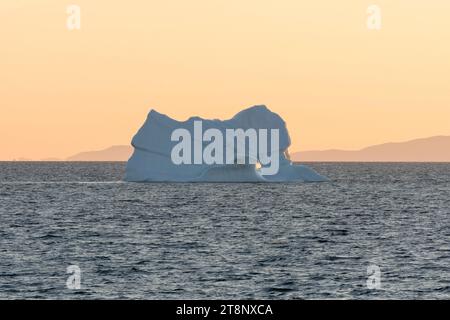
(1, 1, 449, 160)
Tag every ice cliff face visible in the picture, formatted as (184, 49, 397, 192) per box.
(125, 105, 328, 182)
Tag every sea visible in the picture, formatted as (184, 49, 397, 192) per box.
(0, 162, 449, 299)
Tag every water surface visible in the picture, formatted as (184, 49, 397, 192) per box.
(0, 162, 449, 299)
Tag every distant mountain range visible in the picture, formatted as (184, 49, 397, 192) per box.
(291, 136, 450, 162)
(66, 145, 132, 161)
(63, 136, 450, 162)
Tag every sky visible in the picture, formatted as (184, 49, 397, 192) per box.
(1, 0, 449, 160)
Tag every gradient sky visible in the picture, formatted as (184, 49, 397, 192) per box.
(1, 1, 449, 160)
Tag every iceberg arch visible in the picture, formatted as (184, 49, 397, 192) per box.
(125, 105, 328, 182)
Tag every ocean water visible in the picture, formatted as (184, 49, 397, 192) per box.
(0, 162, 449, 299)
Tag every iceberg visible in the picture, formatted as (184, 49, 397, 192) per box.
(125, 105, 328, 182)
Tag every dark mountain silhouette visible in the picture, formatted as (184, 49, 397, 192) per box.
(65, 136, 450, 162)
(66, 145, 132, 161)
(291, 136, 450, 162)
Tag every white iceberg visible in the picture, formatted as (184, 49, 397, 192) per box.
(125, 105, 328, 182)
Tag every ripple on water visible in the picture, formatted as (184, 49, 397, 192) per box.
(0, 162, 449, 299)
